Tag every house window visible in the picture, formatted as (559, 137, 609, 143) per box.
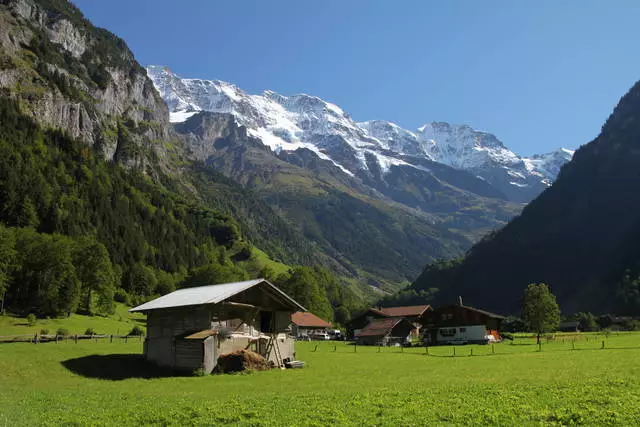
(447, 313, 453, 320)
(460, 327, 466, 333)
(441, 314, 447, 321)
(440, 328, 456, 337)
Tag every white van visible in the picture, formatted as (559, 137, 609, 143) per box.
(435, 325, 497, 345)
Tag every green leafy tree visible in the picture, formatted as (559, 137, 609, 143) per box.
(0, 225, 16, 306)
(72, 237, 116, 315)
(522, 283, 561, 344)
(569, 311, 597, 332)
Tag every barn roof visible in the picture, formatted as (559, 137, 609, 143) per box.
(291, 312, 332, 328)
(355, 318, 410, 337)
(129, 279, 306, 313)
(378, 305, 431, 317)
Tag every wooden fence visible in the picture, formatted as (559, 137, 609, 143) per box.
(0, 333, 144, 344)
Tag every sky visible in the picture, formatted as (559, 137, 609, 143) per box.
(74, 0, 640, 156)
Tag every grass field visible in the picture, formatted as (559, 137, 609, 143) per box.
(1, 334, 640, 425)
(0, 304, 145, 336)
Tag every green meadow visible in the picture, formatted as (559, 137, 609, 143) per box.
(0, 304, 145, 336)
(1, 334, 640, 425)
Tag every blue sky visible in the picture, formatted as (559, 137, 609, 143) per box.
(75, 0, 640, 156)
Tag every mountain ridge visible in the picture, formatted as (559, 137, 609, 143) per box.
(147, 65, 574, 203)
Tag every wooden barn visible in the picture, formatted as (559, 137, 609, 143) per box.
(558, 321, 581, 332)
(346, 305, 431, 339)
(290, 312, 332, 339)
(130, 279, 305, 373)
(422, 300, 505, 345)
(355, 317, 415, 346)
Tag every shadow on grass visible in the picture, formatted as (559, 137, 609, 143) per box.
(61, 354, 188, 380)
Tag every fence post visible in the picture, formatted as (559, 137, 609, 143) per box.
(74, 334, 78, 344)
(401, 345, 403, 353)
(453, 347, 456, 357)
(492, 344, 495, 355)
(110, 335, 113, 344)
(125, 335, 128, 344)
(572, 340, 575, 350)
(425, 346, 429, 355)
(538, 342, 541, 352)
(602, 340, 605, 349)
(470, 348, 473, 357)
(378, 345, 381, 353)
(334, 345, 337, 352)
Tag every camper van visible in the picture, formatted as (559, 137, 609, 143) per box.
(434, 325, 498, 345)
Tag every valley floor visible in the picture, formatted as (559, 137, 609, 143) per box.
(1, 335, 640, 425)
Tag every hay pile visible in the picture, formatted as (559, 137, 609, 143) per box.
(214, 350, 271, 373)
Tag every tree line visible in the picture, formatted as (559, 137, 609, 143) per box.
(0, 95, 363, 324)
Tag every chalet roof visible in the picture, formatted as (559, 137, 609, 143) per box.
(291, 312, 332, 328)
(356, 318, 408, 338)
(129, 279, 306, 313)
(378, 305, 431, 317)
(459, 305, 505, 319)
(433, 304, 505, 320)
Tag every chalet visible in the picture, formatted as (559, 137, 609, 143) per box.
(346, 308, 387, 339)
(378, 305, 431, 338)
(558, 321, 581, 333)
(346, 305, 431, 339)
(130, 279, 305, 374)
(355, 317, 415, 346)
(290, 311, 332, 339)
(422, 300, 504, 345)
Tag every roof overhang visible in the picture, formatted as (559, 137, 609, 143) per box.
(129, 278, 306, 313)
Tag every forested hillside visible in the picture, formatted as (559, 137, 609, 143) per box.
(0, 0, 368, 323)
(411, 79, 640, 315)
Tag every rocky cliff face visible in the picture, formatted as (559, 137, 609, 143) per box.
(0, 0, 172, 170)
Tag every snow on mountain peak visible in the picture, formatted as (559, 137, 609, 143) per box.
(146, 66, 574, 201)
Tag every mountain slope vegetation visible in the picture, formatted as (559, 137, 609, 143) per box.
(0, 0, 367, 322)
(411, 79, 640, 315)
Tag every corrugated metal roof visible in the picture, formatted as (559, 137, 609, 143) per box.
(129, 279, 306, 313)
(182, 329, 218, 340)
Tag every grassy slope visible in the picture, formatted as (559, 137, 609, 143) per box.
(0, 304, 145, 336)
(1, 335, 640, 425)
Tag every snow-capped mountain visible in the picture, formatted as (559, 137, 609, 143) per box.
(147, 65, 573, 202)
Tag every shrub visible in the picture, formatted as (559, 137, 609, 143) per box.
(56, 328, 70, 336)
(26, 313, 37, 326)
(39, 328, 49, 335)
(193, 367, 207, 377)
(84, 328, 97, 336)
(114, 288, 129, 304)
(128, 325, 144, 336)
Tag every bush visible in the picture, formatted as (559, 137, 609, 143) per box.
(26, 313, 37, 326)
(84, 328, 97, 336)
(128, 325, 144, 336)
(56, 328, 70, 336)
(39, 328, 49, 335)
(192, 367, 207, 377)
(114, 288, 130, 304)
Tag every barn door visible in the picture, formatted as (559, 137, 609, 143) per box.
(259, 311, 274, 333)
